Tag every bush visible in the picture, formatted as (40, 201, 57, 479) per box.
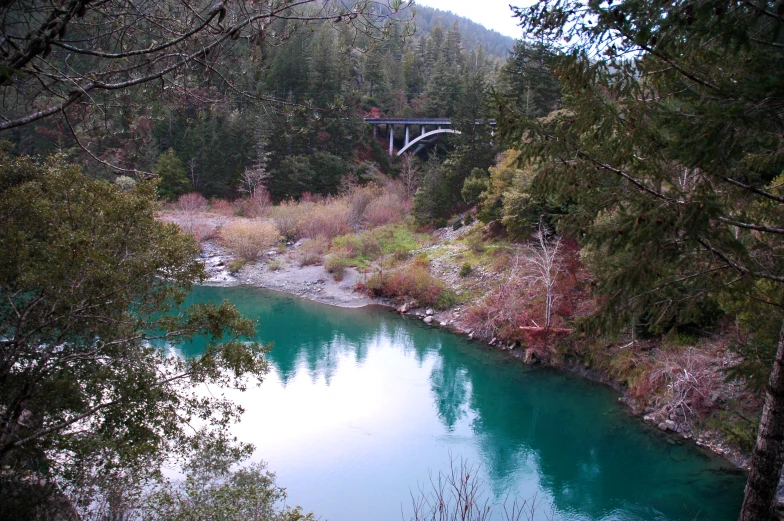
(330, 225, 425, 265)
(220, 220, 280, 262)
(297, 237, 329, 266)
(243, 189, 272, 218)
(362, 263, 455, 309)
(452, 218, 463, 230)
(460, 263, 472, 277)
(296, 200, 351, 239)
(324, 252, 349, 281)
(465, 232, 485, 253)
(269, 202, 303, 241)
(363, 192, 408, 227)
(209, 199, 237, 216)
(346, 184, 380, 226)
(267, 259, 283, 271)
(177, 192, 208, 214)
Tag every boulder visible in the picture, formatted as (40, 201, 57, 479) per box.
(426, 308, 434, 316)
(423, 316, 433, 324)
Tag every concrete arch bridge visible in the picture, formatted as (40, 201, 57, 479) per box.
(363, 118, 495, 157)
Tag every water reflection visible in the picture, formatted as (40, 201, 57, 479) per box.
(180, 286, 745, 521)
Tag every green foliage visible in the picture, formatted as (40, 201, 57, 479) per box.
(154, 148, 191, 201)
(142, 440, 314, 521)
(461, 168, 489, 206)
(331, 224, 426, 266)
(0, 151, 267, 517)
(460, 263, 473, 277)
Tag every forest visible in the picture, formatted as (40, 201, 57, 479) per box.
(1, 1, 783, 521)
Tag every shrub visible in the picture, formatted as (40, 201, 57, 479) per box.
(228, 258, 246, 273)
(466, 232, 485, 253)
(296, 200, 351, 239)
(324, 252, 349, 281)
(452, 218, 463, 231)
(220, 220, 280, 262)
(463, 214, 474, 226)
(270, 202, 303, 241)
(347, 184, 379, 226)
(243, 189, 272, 218)
(177, 192, 208, 214)
(460, 263, 472, 277)
(364, 193, 408, 227)
(297, 237, 329, 266)
(330, 225, 424, 265)
(189, 223, 219, 243)
(209, 199, 236, 216)
(267, 259, 283, 271)
(362, 263, 455, 309)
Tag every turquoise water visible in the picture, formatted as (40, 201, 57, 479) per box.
(178, 285, 745, 521)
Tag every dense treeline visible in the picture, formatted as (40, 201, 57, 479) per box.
(2, 5, 517, 203)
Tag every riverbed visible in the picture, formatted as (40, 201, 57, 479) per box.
(176, 285, 746, 521)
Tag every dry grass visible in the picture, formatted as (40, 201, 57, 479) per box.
(220, 219, 280, 262)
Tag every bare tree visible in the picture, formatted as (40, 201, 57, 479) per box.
(0, 0, 412, 171)
(400, 153, 421, 198)
(526, 220, 563, 329)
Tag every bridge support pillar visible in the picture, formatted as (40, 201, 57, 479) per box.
(404, 125, 410, 147)
(421, 125, 425, 136)
(389, 125, 394, 156)
(373, 126, 377, 139)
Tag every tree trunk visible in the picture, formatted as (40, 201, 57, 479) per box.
(739, 318, 784, 521)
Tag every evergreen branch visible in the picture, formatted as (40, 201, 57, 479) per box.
(540, 128, 681, 203)
(717, 216, 784, 235)
(696, 238, 784, 283)
(717, 175, 784, 204)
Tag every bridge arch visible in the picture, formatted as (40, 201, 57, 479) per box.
(396, 128, 461, 156)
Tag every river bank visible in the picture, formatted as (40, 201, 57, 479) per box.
(194, 224, 756, 475)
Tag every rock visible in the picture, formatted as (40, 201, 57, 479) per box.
(423, 316, 433, 324)
(426, 308, 434, 316)
(455, 290, 462, 296)
(643, 414, 655, 422)
(665, 420, 677, 431)
(397, 303, 409, 313)
(267, 250, 276, 256)
(468, 333, 473, 339)
(440, 321, 447, 327)
(658, 422, 669, 431)
(490, 337, 496, 345)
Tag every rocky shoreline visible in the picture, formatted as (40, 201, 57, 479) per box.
(198, 238, 754, 474)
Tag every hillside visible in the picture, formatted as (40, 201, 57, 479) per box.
(409, 5, 517, 60)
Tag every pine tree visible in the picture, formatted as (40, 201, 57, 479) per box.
(154, 148, 191, 201)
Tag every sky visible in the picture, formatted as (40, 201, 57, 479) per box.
(413, 0, 536, 39)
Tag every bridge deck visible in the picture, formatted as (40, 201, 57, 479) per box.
(364, 118, 452, 125)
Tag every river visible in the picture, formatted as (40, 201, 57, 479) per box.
(177, 285, 746, 521)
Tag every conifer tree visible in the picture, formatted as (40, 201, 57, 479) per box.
(502, 1, 784, 519)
